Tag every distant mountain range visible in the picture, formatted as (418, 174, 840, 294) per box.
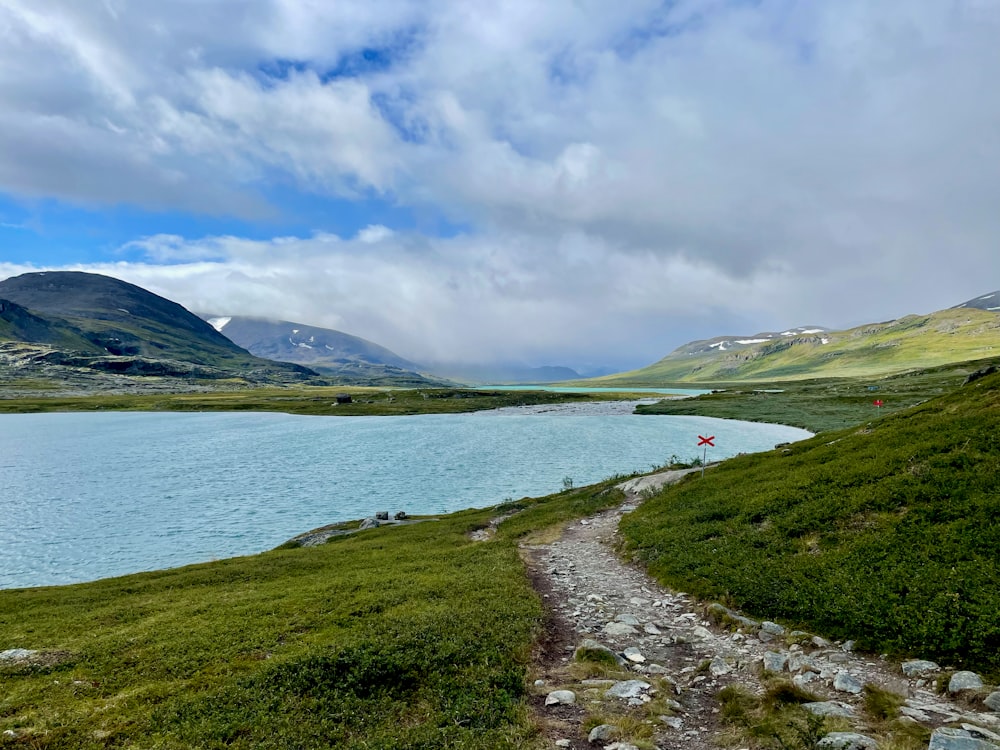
(2, 271, 998, 390)
(588, 291, 1000, 385)
(422, 363, 582, 385)
(201, 315, 445, 387)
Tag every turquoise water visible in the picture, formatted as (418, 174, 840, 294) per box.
(474, 385, 710, 395)
(0, 407, 810, 589)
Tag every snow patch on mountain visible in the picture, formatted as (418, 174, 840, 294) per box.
(207, 316, 232, 332)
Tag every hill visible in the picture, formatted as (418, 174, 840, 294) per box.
(588, 305, 1000, 385)
(621, 366, 1000, 671)
(0, 272, 316, 385)
(203, 315, 445, 386)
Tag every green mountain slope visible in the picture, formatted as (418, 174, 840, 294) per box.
(591, 307, 1000, 385)
(0, 298, 102, 352)
(621, 367, 1000, 670)
(0, 272, 315, 383)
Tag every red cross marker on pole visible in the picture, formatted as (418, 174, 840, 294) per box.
(873, 399, 884, 410)
(697, 435, 715, 476)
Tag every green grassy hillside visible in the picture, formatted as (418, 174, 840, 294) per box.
(0, 480, 627, 749)
(591, 307, 1000, 385)
(621, 368, 1000, 672)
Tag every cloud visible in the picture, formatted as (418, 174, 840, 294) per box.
(1, 1, 999, 367)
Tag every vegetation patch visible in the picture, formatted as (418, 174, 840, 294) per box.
(622, 370, 1000, 673)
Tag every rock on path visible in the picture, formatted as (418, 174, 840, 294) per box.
(521, 470, 1000, 750)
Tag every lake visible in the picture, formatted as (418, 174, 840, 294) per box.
(0, 405, 811, 589)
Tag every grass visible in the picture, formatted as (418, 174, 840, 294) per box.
(621, 369, 1000, 673)
(634, 356, 999, 432)
(0, 386, 644, 416)
(0, 476, 632, 749)
(588, 307, 1000, 385)
(5, 360, 1000, 745)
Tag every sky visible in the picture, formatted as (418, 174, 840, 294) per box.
(1, 1, 998, 374)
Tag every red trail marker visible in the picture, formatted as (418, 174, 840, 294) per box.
(697, 435, 715, 475)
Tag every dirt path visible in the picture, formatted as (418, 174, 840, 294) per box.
(520, 470, 1000, 750)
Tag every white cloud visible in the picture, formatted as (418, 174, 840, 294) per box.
(2, 1, 999, 367)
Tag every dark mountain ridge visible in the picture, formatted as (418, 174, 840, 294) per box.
(0, 271, 315, 383)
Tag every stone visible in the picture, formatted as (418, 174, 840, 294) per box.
(393, 511, 408, 520)
(588, 724, 619, 742)
(0, 648, 38, 662)
(794, 672, 821, 687)
(662, 716, 683, 729)
(816, 732, 878, 750)
(375, 511, 389, 521)
(985, 691, 1000, 713)
(545, 690, 576, 706)
(709, 656, 732, 676)
(833, 671, 864, 695)
(899, 706, 932, 722)
(358, 517, 380, 530)
(763, 651, 788, 673)
(841, 640, 856, 652)
(802, 702, 857, 719)
(605, 680, 653, 700)
(758, 630, 777, 643)
(575, 639, 627, 667)
(760, 621, 785, 636)
(962, 724, 1000, 743)
(788, 653, 818, 672)
(604, 622, 638, 636)
(604, 744, 640, 750)
(623, 647, 645, 663)
(902, 659, 940, 677)
(615, 614, 641, 626)
(811, 636, 832, 648)
(555, 740, 572, 748)
(643, 623, 662, 635)
(950, 671, 986, 694)
(928, 727, 1000, 750)
(691, 625, 715, 641)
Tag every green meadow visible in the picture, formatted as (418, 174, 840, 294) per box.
(3, 363, 1000, 746)
(0, 481, 627, 749)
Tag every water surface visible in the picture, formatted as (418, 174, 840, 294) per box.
(0, 407, 810, 589)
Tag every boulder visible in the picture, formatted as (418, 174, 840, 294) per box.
(902, 659, 940, 677)
(929, 727, 1000, 750)
(763, 651, 788, 673)
(709, 656, 733, 676)
(603, 622, 638, 637)
(574, 639, 627, 667)
(544, 690, 576, 706)
(358, 518, 380, 530)
(833, 671, 864, 695)
(605, 680, 653, 700)
(802, 702, 857, 719)
(985, 691, 1000, 713)
(816, 732, 878, 750)
(950, 671, 986, 694)
(588, 724, 619, 743)
(0, 648, 38, 662)
(623, 647, 645, 663)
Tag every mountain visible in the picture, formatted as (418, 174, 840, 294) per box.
(422, 363, 582, 385)
(203, 315, 447, 386)
(954, 290, 1000, 312)
(588, 298, 1000, 385)
(0, 271, 315, 383)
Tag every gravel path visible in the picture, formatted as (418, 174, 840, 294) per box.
(520, 470, 1000, 750)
